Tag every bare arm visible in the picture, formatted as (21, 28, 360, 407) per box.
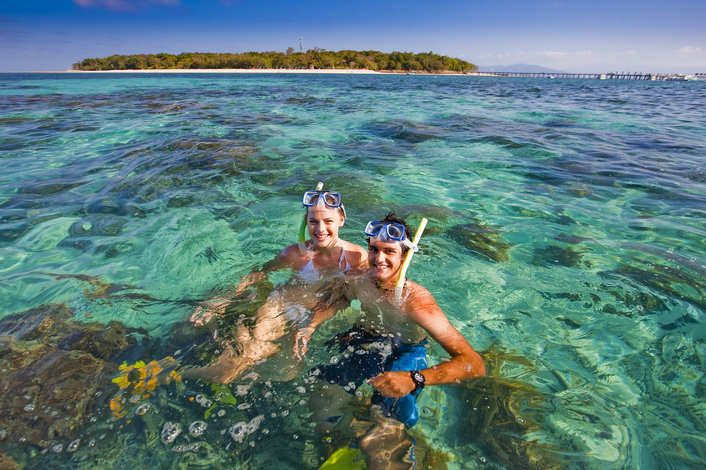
(233, 248, 295, 294)
(412, 287, 485, 383)
(292, 278, 352, 360)
(189, 247, 294, 326)
(368, 284, 485, 398)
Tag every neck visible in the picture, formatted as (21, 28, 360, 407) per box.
(311, 237, 340, 255)
(374, 274, 402, 292)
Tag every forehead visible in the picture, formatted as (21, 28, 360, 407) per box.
(307, 206, 341, 219)
(368, 238, 403, 252)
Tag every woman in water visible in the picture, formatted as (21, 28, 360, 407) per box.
(185, 187, 367, 383)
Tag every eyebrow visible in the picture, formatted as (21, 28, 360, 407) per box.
(370, 244, 400, 251)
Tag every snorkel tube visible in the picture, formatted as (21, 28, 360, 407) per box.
(299, 182, 324, 242)
(395, 217, 428, 300)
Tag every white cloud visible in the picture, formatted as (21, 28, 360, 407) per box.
(542, 50, 592, 58)
(676, 45, 703, 55)
(543, 50, 566, 58)
(608, 50, 638, 59)
(72, 0, 179, 12)
(477, 53, 511, 60)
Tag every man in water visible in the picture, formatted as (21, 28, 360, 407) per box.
(293, 212, 485, 469)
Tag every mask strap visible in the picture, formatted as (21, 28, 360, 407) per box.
(402, 238, 419, 253)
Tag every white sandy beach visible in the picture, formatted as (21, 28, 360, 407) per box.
(62, 68, 384, 74)
(56, 68, 481, 76)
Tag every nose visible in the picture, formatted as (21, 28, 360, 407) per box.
(373, 249, 385, 263)
(314, 220, 326, 233)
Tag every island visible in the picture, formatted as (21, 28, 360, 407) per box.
(72, 49, 477, 73)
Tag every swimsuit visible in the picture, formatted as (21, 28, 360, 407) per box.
(274, 242, 352, 322)
(297, 241, 352, 281)
(313, 326, 428, 428)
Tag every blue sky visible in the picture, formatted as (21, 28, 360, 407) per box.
(1, 0, 704, 72)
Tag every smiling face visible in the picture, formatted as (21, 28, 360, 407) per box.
(307, 204, 345, 249)
(367, 237, 405, 287)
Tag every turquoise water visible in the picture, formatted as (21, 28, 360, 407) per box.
(0, 73, 704, 469)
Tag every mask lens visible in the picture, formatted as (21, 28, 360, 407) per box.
(386, 224, 405, 240)
(365, 221, 384, 237)
(302, 191, 319, 206)
(323, 192, 341, 207)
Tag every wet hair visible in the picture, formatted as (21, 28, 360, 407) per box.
(370, 212, 413, 254)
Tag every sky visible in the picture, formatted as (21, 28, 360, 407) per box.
(1, 0, 705, 73)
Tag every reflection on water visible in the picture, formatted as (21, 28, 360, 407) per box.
(0, 73, 705, 469)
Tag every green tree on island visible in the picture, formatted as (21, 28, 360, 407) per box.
(72, 50, 476, 73)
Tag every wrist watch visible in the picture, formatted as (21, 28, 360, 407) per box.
(410, 370, 425, 395)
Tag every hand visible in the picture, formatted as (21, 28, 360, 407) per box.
(366, 371, 415, 398)
(233, 271, 265, 296)
(292, 326, 315, 361)
(189, 300, 227, 326)
(232, 276, 252, 296)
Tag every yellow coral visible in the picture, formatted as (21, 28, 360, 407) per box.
(109, 357, 180, 418)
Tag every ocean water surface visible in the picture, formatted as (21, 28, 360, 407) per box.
(0, 72, 704, 469)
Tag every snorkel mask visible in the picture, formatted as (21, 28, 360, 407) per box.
(365, 220, 418, 252)
(302, 190, 342, 208)
(298, 185, 346, 242)
(302, 190, 347, 218)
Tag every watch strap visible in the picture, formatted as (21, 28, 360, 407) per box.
(410, 370, 425, 395)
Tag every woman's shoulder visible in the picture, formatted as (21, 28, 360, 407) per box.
(340, 239, 367, 254)
(277, 242, 310, 265)
(340, 240, 368, 265)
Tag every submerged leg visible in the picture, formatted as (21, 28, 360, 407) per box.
(309, 380, 361, 436)
(359, 405, 415, 470)
(181, 299, 294, 384)
(180, 342, 253, 384)
(234, 295, 313, 380)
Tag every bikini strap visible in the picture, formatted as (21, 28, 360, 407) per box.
(338, 242, 346, 263)
(297, 241, 312, 258)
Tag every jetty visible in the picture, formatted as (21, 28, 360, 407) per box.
(467, 71, 705, 81)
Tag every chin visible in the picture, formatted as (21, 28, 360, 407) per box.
(372, 268, 394, 281)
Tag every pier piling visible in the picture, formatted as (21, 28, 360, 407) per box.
(467, 72, 703, 81)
